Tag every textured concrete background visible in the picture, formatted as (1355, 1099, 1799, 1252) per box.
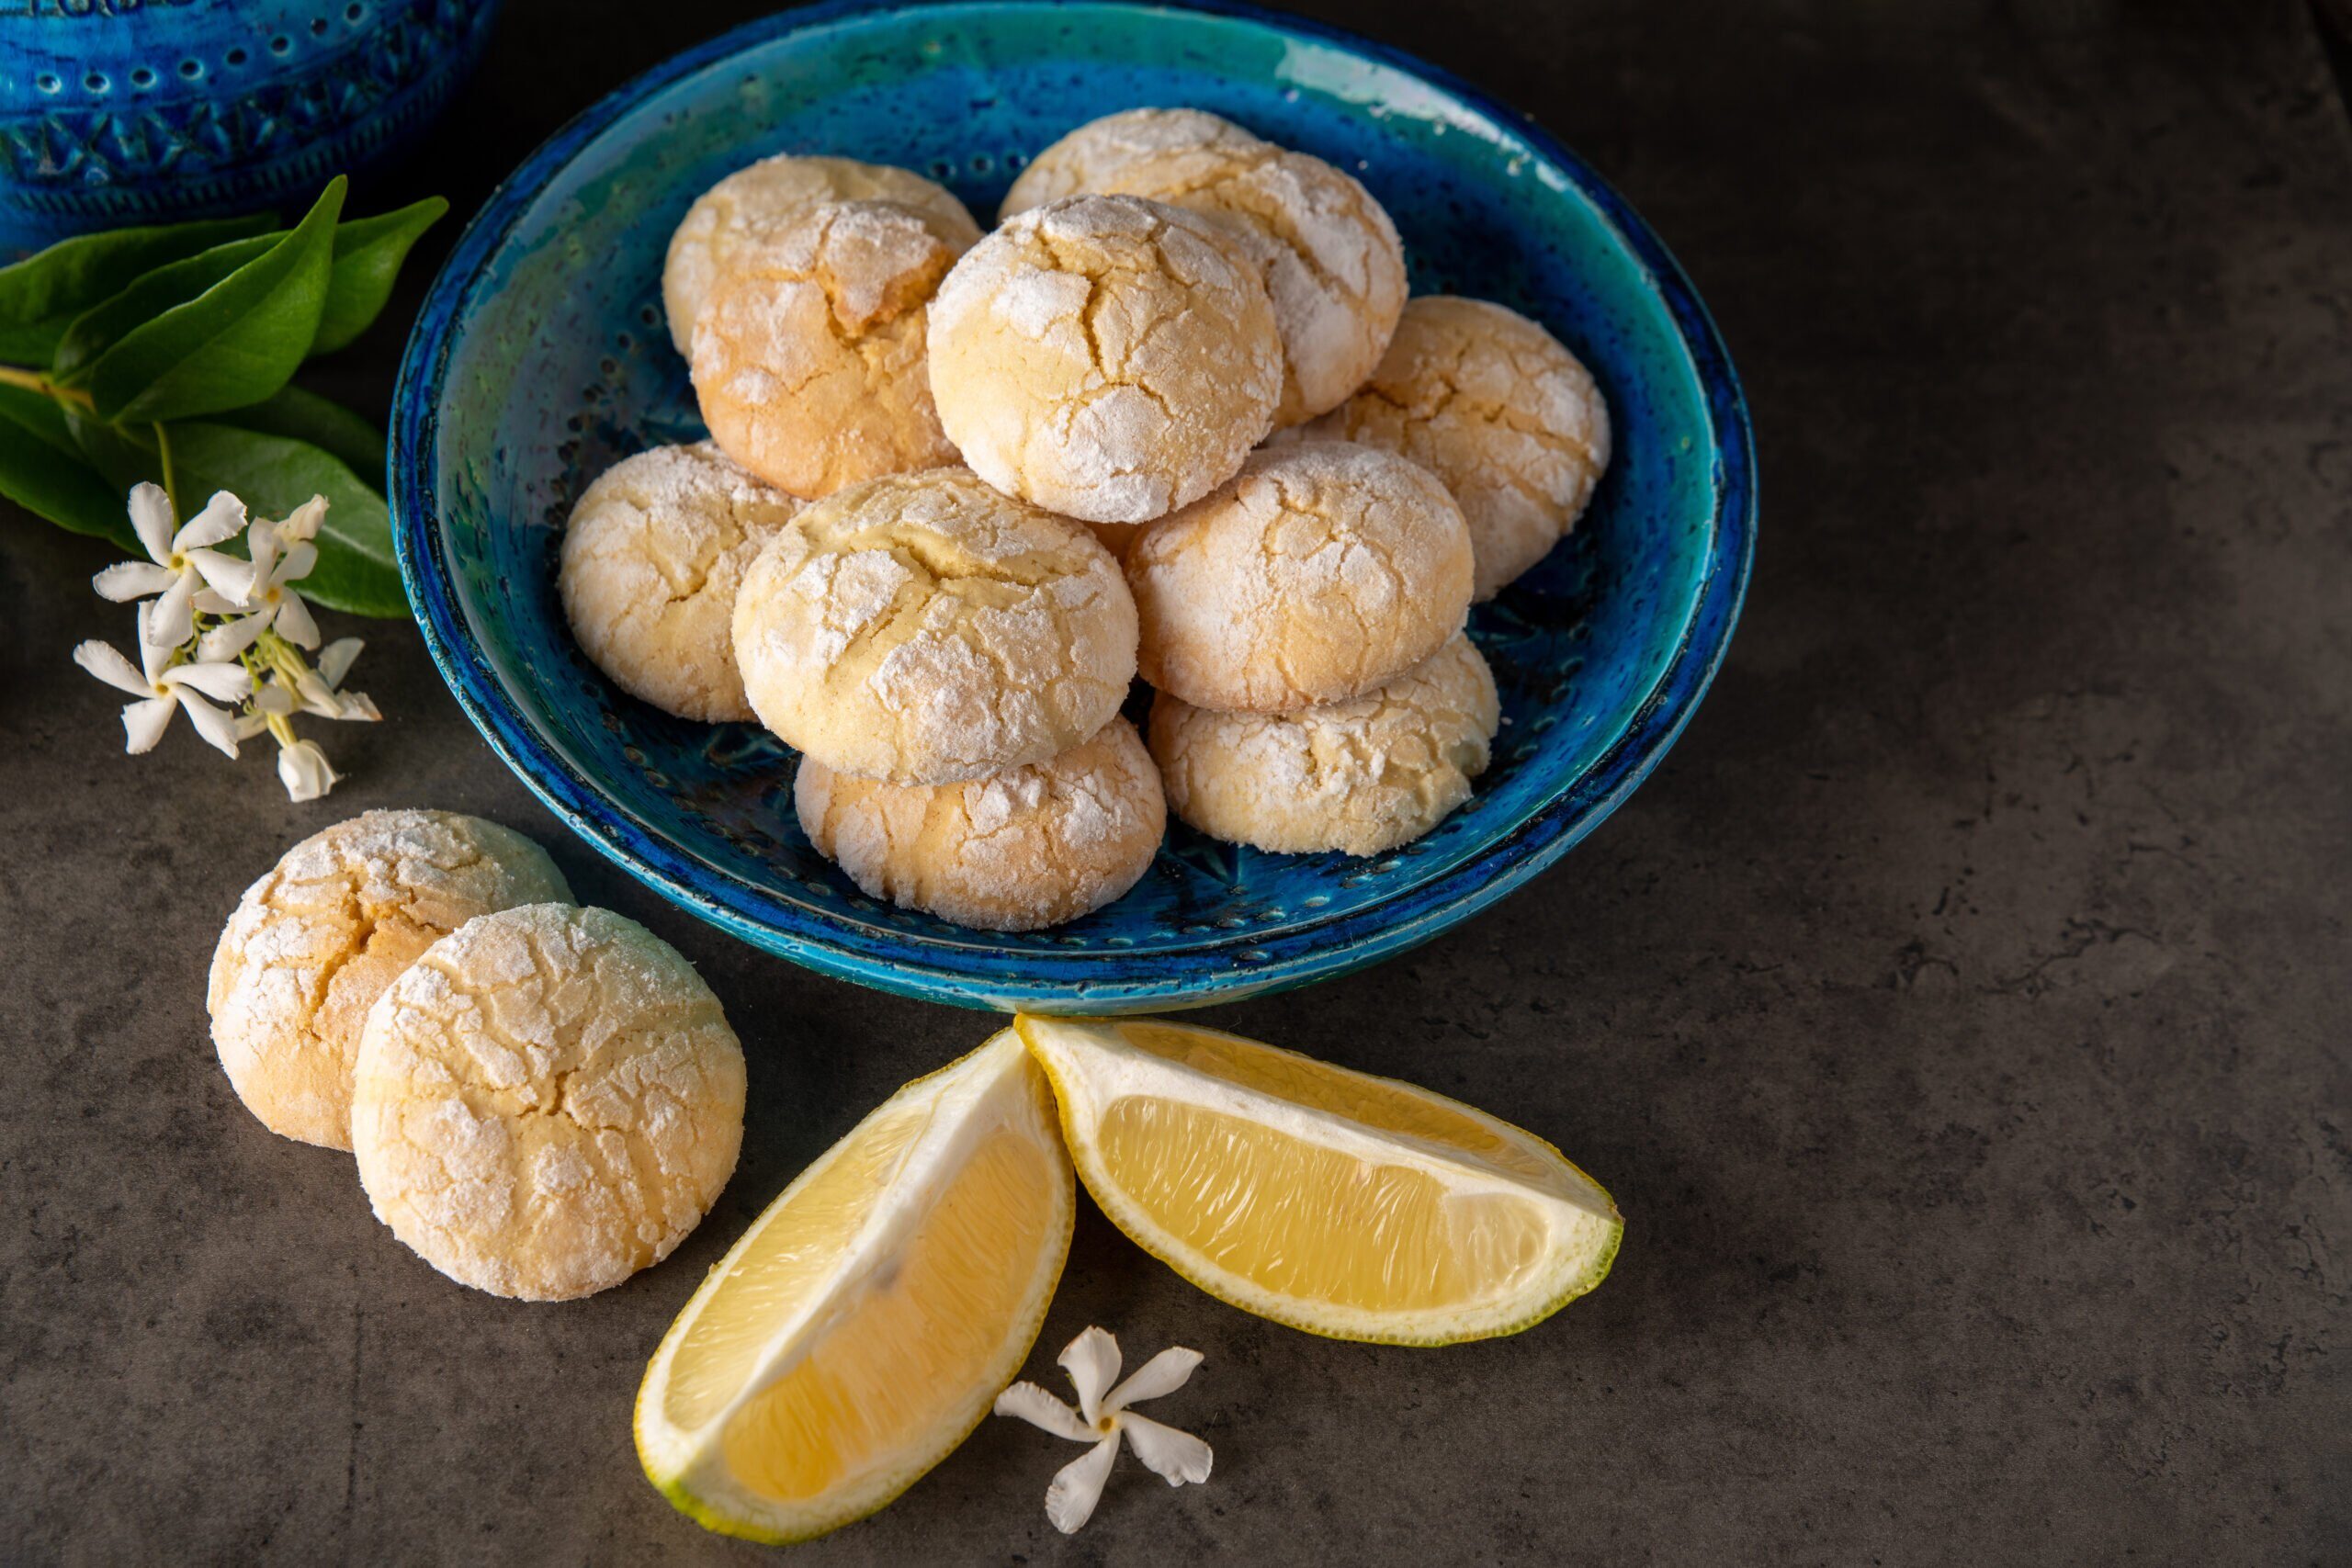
(4, 1, 2348, 1562)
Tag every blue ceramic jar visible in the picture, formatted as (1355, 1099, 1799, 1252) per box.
(0, 0, 500, 256)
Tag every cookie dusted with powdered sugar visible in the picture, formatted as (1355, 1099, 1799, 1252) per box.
(352, 903, 745, 1302)
(1302, 296, 1611, 600)
(925, 194, 1283, 526)
(559, 442, 805, 722)
(207, 810, 573, 1151)
(1125, 440, 1474, 712)
(796, 718, 1165, 931)
(999, 107, 1266, 217)
(693, 198, 976, 499)
(1103, 142, 1406, 428)
(662, 154, 979, 354)
(1149, 633, 1500, 857)
(731, 468, 1138, 785)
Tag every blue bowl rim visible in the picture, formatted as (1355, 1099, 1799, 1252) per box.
(388, 0, 1758, 1012)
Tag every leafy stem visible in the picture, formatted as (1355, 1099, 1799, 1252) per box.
(246, 626, 310, 691)
(0, 363, 93, 407)
(242, 636, 304, 749)
(153, 421, 180, 519)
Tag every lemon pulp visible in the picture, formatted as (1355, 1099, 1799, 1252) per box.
(636, 1032, 1072, 1543)
(1095, 1098, 1554, 1313)
(719, 1128, 1057, 1500)
(663, 1100, 930, 1435)
(1020, 1014, 1620, 1345)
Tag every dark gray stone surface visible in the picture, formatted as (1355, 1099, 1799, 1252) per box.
(4, 2, 2347, 1562)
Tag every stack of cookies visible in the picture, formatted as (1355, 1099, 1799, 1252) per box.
(208, 809, 747, 1302)
(558, 107, 1612, 932)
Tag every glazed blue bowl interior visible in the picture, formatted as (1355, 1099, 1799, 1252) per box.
(392, 0, 1755, 1013)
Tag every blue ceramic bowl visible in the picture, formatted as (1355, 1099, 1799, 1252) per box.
(0, 0, 501, 256)
(390, 0, 1756, 1014)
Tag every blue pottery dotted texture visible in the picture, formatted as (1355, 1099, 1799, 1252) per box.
(0, 0, 501, 254)
(391, 0, 1756, 1014)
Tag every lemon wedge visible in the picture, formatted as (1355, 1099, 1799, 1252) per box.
(635, 1031, 1074, 1543)
(1016, 1014, 1621, 1345)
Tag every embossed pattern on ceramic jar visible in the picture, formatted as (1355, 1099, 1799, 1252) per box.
(0, 0, 501, 255)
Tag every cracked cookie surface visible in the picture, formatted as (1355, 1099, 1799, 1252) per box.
(1000, 107, 1266, 216)
(693, 198, 975, 499)
(207, 811, 573, 1151)
(1126, 440, 1474, 711)
(1301, 295, 1612, 600)
(558, 442, 806, 723)
(351, 903, 745, 1303)
(1149, 633, 1500, 856)
(662, 154, 979, 354)
(926, 194, 1283, 525)
(731, 468, 1139, 784)
(1104, 142, 1407, 427)
(796, 717, 1165, 931)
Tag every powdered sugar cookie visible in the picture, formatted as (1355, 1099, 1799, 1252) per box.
(207, 810, 573, 1151)
(351, 903, 745, 1302)
(926, 194, 1283, 525)
(1125, 440, 1474, 712)
(693, 198, 973, 499)
(999, 107, 1266, 217)
(731, 468, 1138, 784)
(662, 154, 979, 353)
(559, 442, 805, 722)
(1303, 296, 1611, 599)
(796, 718, 1164, 931)
(1104, 142, 1406, 427)
(1149, 634, 1499, 856)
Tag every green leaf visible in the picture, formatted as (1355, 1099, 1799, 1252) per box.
(211, 384, 386, 479)
(311, 197, 448, 355)
(0, 214, 274, 367)
(165, 421, 406, 617)
(50, 232, 282, 380)
(63, 176, 348, 424)
(49, 231, 276, 378)
(62, 400, 164, 492)
(0, 385, 137, 550)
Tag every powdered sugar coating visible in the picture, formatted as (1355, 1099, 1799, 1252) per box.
(662, 154, 979, 353)
(731, 468, 1139, 784)
(1125, 440, 1474, 711)
(926, 194, 1283, 525)
(1105, 143, 1407, 427)
(693, 198, 975, 499)
(559, 442, 806, 722)
(351, 903, 745, 1303)
(796, 718, 1165, 931)
(207, 811, 573, 1151)
(1302, 296, 1612, 599)
(1149, 634, 1499, 857)
(1000, 107, 1267, 217)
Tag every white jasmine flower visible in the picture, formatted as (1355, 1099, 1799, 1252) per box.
(230, 674, 360, 799)
(193, 495, 325, 649)
(195, 605, 267, 663)
(92, 484, 249, 649)
(73, 601, 253, 758)
(79, 485, 373, 801)
(276, 739, 341, 802)
(994, 1327, 1212, 1534)
(291, 637, 379, 721)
